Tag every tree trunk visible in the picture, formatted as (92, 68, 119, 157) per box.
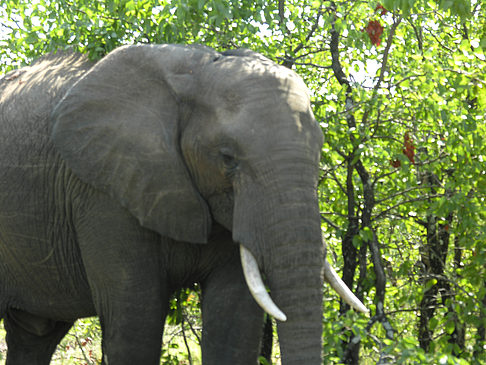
(418, 212, 452, 351)
(473, 282, 486, 361)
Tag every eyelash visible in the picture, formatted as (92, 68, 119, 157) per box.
(222, 153, 236, 167)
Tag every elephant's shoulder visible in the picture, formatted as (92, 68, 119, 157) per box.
(0, 52, 93, 135)
(0, 51, 92, 106)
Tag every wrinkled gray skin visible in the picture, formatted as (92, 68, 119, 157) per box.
(0, 45, 325, 364)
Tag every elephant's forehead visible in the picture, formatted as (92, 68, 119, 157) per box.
(216, 100, 322, 159)
(204, 56, 323, 150)
(215, 72, 312, 121)
(208, 56, 310, 100)
(241, 66, 308, 102)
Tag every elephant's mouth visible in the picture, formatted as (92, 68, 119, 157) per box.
(240, 244, 369, 320)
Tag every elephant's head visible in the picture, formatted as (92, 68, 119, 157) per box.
(52, 44, 366, 363)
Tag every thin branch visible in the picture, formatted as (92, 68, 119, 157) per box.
(388, 73, 426, 89)
(407, 17, 423, 56)
(374, 194, 445, 221)
(180, 315, 193, 365)
(74, 332, 94, 365)
(279, 5, 324, 68)
(374, 15, 402, 93)
(292, 6, 324, 55)
(0, 21, 22, 33)
(375, 185, 439, 205)
(65, 1, 153, 42)
(276, 57, 332, 69)
(185, 315, 202, 346)
(278, 0, 287, 33)
(66, 1, 120, 22)
(372, 151, 448, 185)
(321, 211, 348, 219)
(423, 24, 455, 53)
(362, 15, 402, 125)
(330, 166, 348, 195)
(320, 214, 340, 230)
(291, 47, 329, 59)
(329, 19, 351, 88)
(442, 68, 486, 84)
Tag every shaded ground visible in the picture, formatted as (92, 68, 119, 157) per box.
(0, 318, 282, 364)
(0, 318, 203, 365)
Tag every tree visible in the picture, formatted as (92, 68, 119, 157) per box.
(1, 0, 485, 363)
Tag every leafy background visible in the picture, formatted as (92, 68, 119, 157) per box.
(1, 0, 485, 364)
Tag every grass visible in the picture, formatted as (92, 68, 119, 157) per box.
(0, 318, 102, 365)
(0, 312, 209, 365)
(0, 315, 282, 365)
(0, 317, 203, 365)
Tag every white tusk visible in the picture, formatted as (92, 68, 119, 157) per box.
(240, 245, 287, 322)
(324, 260, 369, 314)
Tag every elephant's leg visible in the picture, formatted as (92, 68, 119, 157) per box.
(4, 309, 73, 365)
(201, 244, 264, 364)
(76, 198, 167, 365)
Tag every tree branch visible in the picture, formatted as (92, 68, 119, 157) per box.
(362, 15, 402, 125)
(374, 194, 445, 221)
(328, 6, 396, 360)
(276, 57, 332, 69)
(292, 6, 324, 55)
(320, 213, 341, 230)
(279, 4, 324, 68)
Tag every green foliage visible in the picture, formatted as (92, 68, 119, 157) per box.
(318, 0, 485, 363)
(0, 0, 271, 70)
(1, 0, 485, 363)
(258, 356, 271, 365)
(0, 318, 103, 364)
(163, 288, 202, 364)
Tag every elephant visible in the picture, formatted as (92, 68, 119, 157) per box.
(0, 44, 367, 364)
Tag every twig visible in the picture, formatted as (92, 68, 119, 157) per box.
(374, 194, 444, 220)
(74, 332, 93, 365)
(320, 213, 340, 230)
(374, 185, 440, 205)
(186, 313, 202, 345)
(278, 0, 287, 34)
(278, 3, 324, 68)
(180, 315, 193, 365)
(291, 6, 324, 55)
(276, 57, 332, 69)
(374, 16, 402, 93)
(65, 1, 152, 42)
(388, 73, 426, 88)
(362, 15, 402, 125)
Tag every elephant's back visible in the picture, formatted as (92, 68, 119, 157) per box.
(0, 52, 92, 137)
(0, 53, 96, 319)
(0, 52, 92, 214)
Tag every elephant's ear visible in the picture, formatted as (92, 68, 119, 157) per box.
(52, 44, 215, 243)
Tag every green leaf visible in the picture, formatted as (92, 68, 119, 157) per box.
(445, 320, 456, 335)
(25, 32, 39, 44)
(425, 278, 438, 291)
(258, 356, 271, 365)
(429, 317, 439, 331)
(352, 234, 362, 248)
(359, 226, 374, 242)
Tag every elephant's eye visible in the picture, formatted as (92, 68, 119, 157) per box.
(220, 148, 239, 173)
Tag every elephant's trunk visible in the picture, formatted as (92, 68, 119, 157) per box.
(265, 210, 324, 364)
(233, 160, 326, 364)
